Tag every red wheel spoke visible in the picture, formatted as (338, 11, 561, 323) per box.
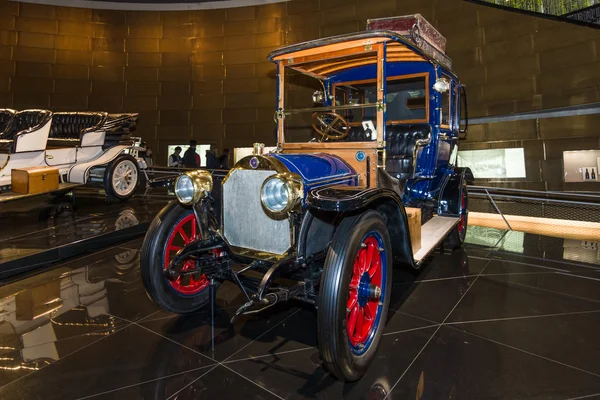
(363, 304, 372, 321)
(358, 248, 366, 275)
(353, 255, 361, 277)
(365, 243, 375, 274)
(164, 214, 209, 296)
(347, 306, 359, 336)
(356, 308, 365, 339)
(369, 255, 381, 279)
(347, 292, 357, 311)
(191, 218, 197, 240)
(177, 227, 190, 244)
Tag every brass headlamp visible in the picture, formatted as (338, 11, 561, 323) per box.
(174, 170, 213, 205)
(260, 172, 303, 219)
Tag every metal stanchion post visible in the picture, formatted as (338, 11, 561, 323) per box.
(209, 277, 216, 354)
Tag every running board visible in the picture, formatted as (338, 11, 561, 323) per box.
(413, 216, 460, 263)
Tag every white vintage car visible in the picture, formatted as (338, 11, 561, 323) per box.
(0, 109, 145, 202)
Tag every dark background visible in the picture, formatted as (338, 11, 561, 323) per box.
(0, 0, 599, 191)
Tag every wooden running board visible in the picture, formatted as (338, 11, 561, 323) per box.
(413, 216, 460, 263)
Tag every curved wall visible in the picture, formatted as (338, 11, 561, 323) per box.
(0, 0, 599, 190)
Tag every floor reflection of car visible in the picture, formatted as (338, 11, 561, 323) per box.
(0, 197, 145, 256)
(0, 248, 141, 378)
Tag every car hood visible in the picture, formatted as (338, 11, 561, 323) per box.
(269, 153, 358, 191)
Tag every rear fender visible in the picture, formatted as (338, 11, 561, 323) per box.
(306, 186, 416, 269)
(438, 167, 471, 216)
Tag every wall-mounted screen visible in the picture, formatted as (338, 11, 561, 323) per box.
(457, 148, 526, 179)
(563, 150, 600, 182)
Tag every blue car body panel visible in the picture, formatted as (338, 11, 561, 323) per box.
(269, 153, 359, 194)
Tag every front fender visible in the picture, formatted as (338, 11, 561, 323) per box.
(307, 186, 417, 269)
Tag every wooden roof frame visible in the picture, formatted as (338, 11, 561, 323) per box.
(272, 36, 427, 79)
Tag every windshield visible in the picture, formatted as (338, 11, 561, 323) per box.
(282, 70, 379, 144)
(281, 68, 428, 144)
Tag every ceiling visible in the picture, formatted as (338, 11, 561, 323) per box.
(13, 0, 289, 11)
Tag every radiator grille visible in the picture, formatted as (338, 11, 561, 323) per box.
(222, 169, 292, 255)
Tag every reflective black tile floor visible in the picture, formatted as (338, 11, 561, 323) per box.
(0, 190, 167, 268)
(0, 226, 599, 399)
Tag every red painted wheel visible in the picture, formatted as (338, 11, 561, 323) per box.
(346, 235, 383, 348)
(318, 211, 391, 381)
(164, 213, 209, 296)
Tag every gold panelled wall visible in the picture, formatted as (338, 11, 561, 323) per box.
(1, 0, 600, 190)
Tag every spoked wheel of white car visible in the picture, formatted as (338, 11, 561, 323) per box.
(318, 210, 392, 381)
(104, 154, 140, 202)
(140, 201, 220, 314)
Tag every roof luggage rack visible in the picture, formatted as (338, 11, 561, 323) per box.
(367, 14, 453, 69)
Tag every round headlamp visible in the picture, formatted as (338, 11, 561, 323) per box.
(174, 170, 213, 205)
(260, 173, 303, 217)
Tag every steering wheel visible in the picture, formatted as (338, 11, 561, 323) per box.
(311, 112, 349, 141)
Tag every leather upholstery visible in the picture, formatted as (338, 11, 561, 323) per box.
(346, 126, 375, 142)
(0, 109, 15, 136)
(102, 113, 138, 150)
(385, 124, 431, 179)
(48, 112, 105, 147)
(0, 110, 51, 153)
(6, 110, 52, 141)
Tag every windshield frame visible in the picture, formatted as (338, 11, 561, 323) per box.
(275, 43, 386, 148)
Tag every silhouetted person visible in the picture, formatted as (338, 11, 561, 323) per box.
(206, 145, 219, 169)
(169, 146, 183, 167)
(219, 148, 230, 169)
(183, 140, 199, 168)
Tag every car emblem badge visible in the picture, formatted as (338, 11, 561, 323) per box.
(356, 151, 366, 162)
(249, 157, 259, 169)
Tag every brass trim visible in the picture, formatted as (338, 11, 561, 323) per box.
(260, 172, 304, 220)
(221, 155, 288, 186)
(175, 170, 213, 205)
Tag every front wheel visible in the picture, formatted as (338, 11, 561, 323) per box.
(318, 210, 392, 381)
(140, 201, 217, 314)
(104, 154, 140, 202)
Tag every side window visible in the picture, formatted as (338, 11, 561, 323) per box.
(441, 88, 450, 126)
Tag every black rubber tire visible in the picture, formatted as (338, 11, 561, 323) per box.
(140, 201, 218, 314)
(444, 183, 468, 250)
(318, 210, 392, 381)
(103, 154, 140, 202)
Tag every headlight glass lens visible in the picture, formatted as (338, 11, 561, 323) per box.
(175, 175, 195, 204)
(261, 177, 289, 212)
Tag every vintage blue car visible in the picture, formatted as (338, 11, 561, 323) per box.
(141, 14, 471, 381)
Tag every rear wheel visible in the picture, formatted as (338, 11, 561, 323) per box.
(104, 154, 139, 202)
(141, 201, 217, 314)
(444, 183, 468, 249)
(318, 210, 392, 381)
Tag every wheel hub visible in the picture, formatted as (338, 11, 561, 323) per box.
(346, 233, 387, 353)
(357, 273, 381, 306)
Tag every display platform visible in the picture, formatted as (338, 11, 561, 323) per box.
(0, 187, 169, 279)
